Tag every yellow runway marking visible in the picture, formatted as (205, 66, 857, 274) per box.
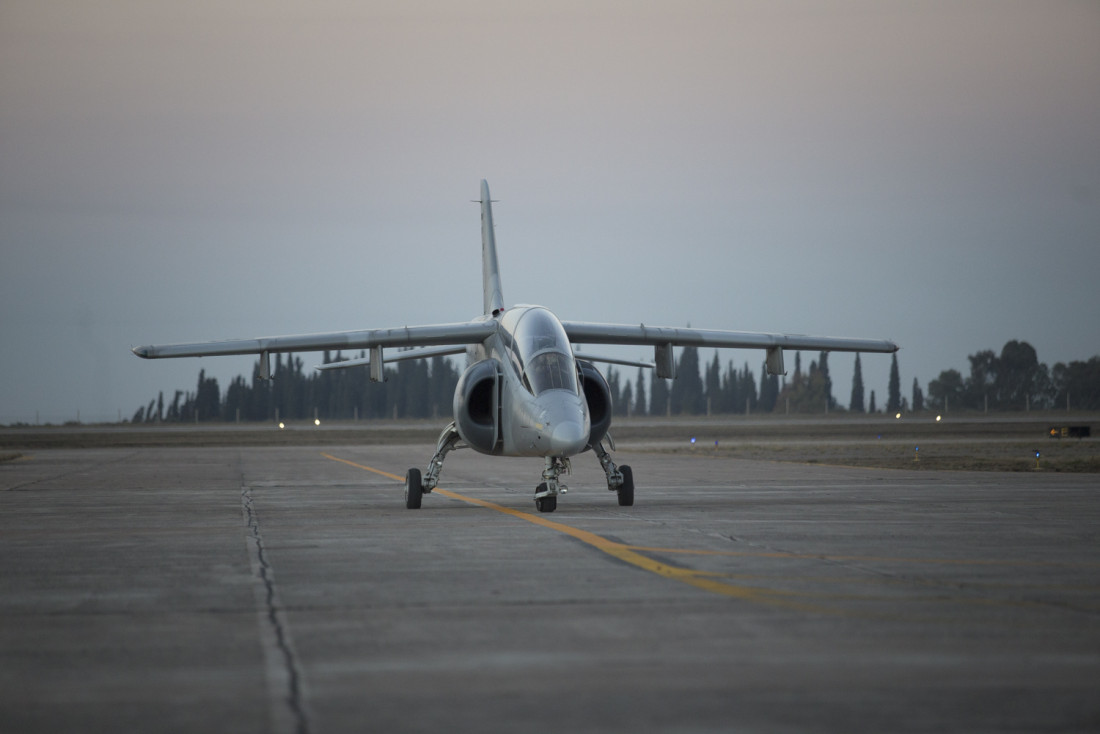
(322, 452, 822, 610)
(323, 453, 404, 482)
(321, 452, 1095, 615)
(619, 545, 1100, 569)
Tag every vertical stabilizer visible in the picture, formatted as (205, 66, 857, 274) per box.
(480, 179, 505, 316)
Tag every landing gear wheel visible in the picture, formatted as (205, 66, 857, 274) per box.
(616, 465, 634, 507)
(534, 482, 557, 513)
(404, 468, 423, 509)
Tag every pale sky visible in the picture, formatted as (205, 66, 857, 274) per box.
(2, 1, 1098, 423)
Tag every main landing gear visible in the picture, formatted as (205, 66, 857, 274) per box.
(595, 437, 633, 508)
(405, 422, 462, 510)
(404, 424, 635, 512)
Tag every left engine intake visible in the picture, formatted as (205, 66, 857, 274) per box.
(576, 359, 612, 450)
(453, 358, 502, 454)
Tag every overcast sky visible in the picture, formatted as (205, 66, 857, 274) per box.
(2, 1, 1098, 423)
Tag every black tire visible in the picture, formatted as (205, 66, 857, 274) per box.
(617, 465, 634, 507)
(405, 468, 423, 510)
(534, 484, 556, 513)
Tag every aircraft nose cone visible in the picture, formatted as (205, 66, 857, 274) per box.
(550, 420, 588, 456)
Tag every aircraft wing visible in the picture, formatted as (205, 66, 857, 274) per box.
(315, 345, 467, 372)
(560, 321, 897, 378)
(572, 352, 656, 369)
(132, 321, 495, 359)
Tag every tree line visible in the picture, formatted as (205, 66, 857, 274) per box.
(131, 351, 461, 424)
(925, 340, 1099, 412)
(131, 340, 1100, 423)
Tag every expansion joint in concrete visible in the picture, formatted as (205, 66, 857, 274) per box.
(241, 481, 312, 734)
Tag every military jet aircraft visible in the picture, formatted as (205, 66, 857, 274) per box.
(133, 180, 897, 512)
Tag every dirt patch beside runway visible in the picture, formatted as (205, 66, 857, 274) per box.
(617, 414, 1099, 472)
(640, 438, 1100, 472)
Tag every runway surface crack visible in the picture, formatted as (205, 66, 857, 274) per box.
(241, 471, 313, 734)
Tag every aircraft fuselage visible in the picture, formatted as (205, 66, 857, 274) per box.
(467, 305, 591, 458)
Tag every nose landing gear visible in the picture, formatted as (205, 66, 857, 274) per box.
(534, 457, 570, 512)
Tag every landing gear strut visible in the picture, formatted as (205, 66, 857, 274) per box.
(404, 422, 463, 510)
(595, 438, 633, 506)
(406, 423, 635, 511)
(534, 456, 571, 513)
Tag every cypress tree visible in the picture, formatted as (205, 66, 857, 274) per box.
(650, 376, 671, 416)
(705, 353, 721, 415)
(196, 369, 220, 421)
(850, 353, 865, 413)
(167, 391, 182, 421)
(886, 353, 901, 414)
(720, 361, 737, 413)
(606, 367, 621, 415)
(740, 362, 757, 413)
(670, 346, 704, 414)
(758, 361, 779, 413)
(818, 351, 834, 410)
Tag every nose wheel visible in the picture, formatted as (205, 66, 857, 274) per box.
(533, 457, 570, 512)
(534, 483, 558, 513)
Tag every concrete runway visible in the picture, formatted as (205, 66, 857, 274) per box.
(2, 445, 1098, 733)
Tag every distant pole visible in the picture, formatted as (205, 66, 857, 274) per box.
(984, 394, 988, 414)
(354, 406, 359, 422)
(236, 408, 240, 424)
(745, 397, 750, 415)
(945, 395, 948, 414)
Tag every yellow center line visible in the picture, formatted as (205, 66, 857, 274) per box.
(619, 545, 1100, 569)
(321, 452, 820, 610)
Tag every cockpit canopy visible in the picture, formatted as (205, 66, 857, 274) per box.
(501, 307, 579, 395)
